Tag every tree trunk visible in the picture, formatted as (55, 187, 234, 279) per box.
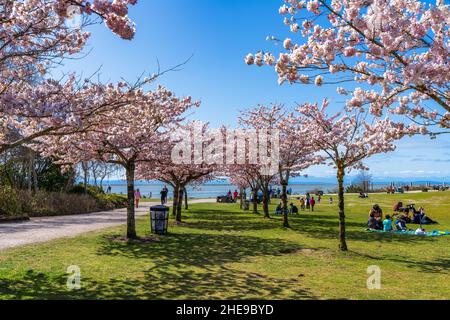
(184, 186, 188, 210)
(27, 155, 33, 193)
(32, 164, 38, 193)
(63, 169, 75, 193)
(176, 184, 183, 223)
(337, 164, 348, 251)
(252, 188, 258, 214)
(262, 185, 270, 218)
(239, 187, 244, 209)
(172, 184, 180, 217)
(125, 162, 137, 239)
(281, 183, 289, 228)
(82, 162, 88, 194)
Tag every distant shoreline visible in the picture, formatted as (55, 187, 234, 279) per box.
(100, 180, 448, 199)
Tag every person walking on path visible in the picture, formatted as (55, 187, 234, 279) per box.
(306, 193, 311, 210)
(134, 189, 141, 208)
(160, 186, 168, 204)
(310, 197, 316, 212)
(233, 190, 239, 202)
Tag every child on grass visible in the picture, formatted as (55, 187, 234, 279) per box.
(383, 214, 394, 232)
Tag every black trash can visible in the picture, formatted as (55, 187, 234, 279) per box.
(150, 205, 169, 235)
(243, 200, 250, 211)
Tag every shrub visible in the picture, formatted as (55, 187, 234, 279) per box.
(18, 191, 100, 217)
(16, 189, 127, 217)
(0, 184, 127, 219)
(0, 186, 22, 217)
(345, 184, 364, 193)
(102, 194, 128, 207)
(69, 184, 105, 196)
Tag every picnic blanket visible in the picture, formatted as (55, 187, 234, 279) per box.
(367, 229, 450, 237)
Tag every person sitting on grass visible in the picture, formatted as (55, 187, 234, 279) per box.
(394, 209, 412, 224)
(412, 209, 422, 224)
(367, 212, 381, 230)
(369, 204, 383, 229)
(290, 203, 299, 215)
(393, 201, 403, 213)
(383, 214, 394, 232)
(275, 203, 282, 215)
(395, 217, 408, 231)
(370, 204, 383, 219)
(415, 207, 437, 225)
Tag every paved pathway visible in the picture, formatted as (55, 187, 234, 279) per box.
(0, 199, 215, 251)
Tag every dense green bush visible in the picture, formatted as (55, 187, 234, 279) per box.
(0, 186, 22, 217)
(345, 184, 364, 193)
(102, 194, 128, 207)
(20, 191, 100, 217)
(69, 184, 105, 196)
(0, 185, 127, 219)
(21, 190, 127, 217)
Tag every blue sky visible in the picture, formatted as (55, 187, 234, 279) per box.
(58, 0, 450, 181)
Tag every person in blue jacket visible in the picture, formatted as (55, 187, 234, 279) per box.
(383, 215, 394, 232)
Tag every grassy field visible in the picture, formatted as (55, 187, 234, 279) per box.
(0, 191, 449, 300)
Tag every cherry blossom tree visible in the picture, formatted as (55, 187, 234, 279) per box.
(246, 0, 450, 131)
(278, 113, 322, 227)
(296, 99, 416, 250)
(0, 0, 137, 88)
(256, 168, 277, 219)
(238, 107, 281, 218)
(0, 74, 165, 153)
(37, 85, 199, 239)
(138, 162, 215, 223)
(0, 0, 139, 154)
(228, 165, 261, 214)
(228, 173, 250, 209)
(137, 122, 217, 223)
(239, 104, 319, 226)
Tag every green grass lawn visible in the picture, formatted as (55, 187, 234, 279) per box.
(0, 191, 449, 300)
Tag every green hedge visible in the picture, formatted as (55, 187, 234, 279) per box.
(0, 186, 127, 219)
(0, 186, 22, 217)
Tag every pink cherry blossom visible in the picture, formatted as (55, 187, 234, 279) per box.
(295, 99, 420, 250)
(36, 85, 199, 238)
(247, 0, 450, 129)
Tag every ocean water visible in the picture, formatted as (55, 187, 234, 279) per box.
(102, 180, 441, 199)
(106, 182, 339, 199)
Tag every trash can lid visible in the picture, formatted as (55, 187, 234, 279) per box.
(150, 205, 169, 212)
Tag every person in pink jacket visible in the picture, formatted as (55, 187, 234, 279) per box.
(134, 188, 141, 208)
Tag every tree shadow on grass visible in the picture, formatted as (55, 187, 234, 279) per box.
(349, 250, 450, 274)
(385, 257, 450, 274)
(182, 213, 279, 232)
(0, 266, 317, 300)
(136, 265, 316, 299)
(0, 270, 79, 300)
(94, 231, 318, 299)
(0, 231, 318, 299)
(97, 232, 300, 268)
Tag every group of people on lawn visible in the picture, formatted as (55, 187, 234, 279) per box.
(367, 202, 437, 234)
(274, 193, 330, 215)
